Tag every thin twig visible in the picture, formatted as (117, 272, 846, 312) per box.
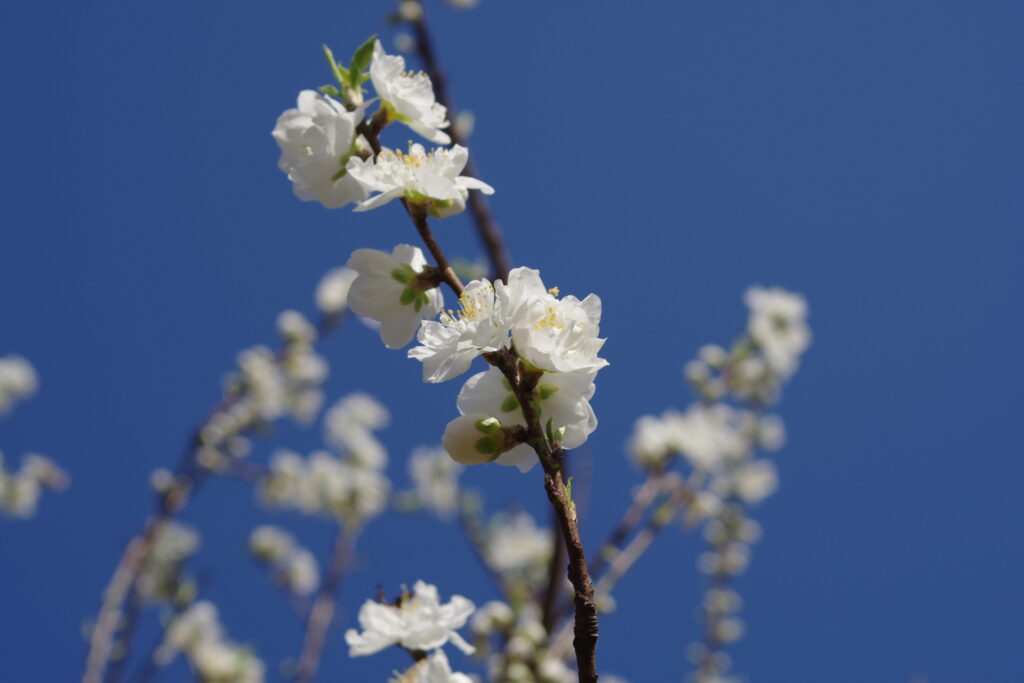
(293, 525, 357, 683)
(406, 1, 512, 282)
(405, 202, 465, 295)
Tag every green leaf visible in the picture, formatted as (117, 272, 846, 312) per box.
(319, 85, 341, 97)
(348, 34, 378, 88)
(322, 44, 350, 86)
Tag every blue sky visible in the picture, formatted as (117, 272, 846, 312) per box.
(1, 0, 1022, 681)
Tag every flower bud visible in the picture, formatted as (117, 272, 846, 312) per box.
(442, 413, 520, 465)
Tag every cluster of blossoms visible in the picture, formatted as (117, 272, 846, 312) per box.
(345, 580, 476, 682)
(684, 286, 811, 405)
(201, 311, 329, 453)
(136, 521, 200, 603)
(0, 356, 68, 519)
(274, 39, 492, 216)
(248, 525, 321, 597)
(260, 392, 391, 523)
(625, 287, 810, 683)
(156, 601, 264, 682)
(347, 259, 607, 471)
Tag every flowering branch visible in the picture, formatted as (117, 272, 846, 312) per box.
(484, 349, 600, 683)
(83, 315, 346, 683)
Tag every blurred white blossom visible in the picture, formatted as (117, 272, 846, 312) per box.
(0, 355, 37, 415)
(409, 446, 462, 518)
(156, 601, 264, 682)
(316, 267, 358, 315)
(345, 580, 475, 656)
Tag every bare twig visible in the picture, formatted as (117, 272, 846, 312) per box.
(293, 525, 357, 683)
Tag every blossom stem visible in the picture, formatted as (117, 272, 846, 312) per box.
(294, 524, 358, 683)
(405, 202, 465, 295)
(404, 1, 512, 282)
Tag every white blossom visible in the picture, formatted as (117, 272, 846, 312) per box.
(248, 525, 295, 563)
(261, 449, 390, 521)
(390, 649, 474, 683)
(346, 143, 494, 217)
(744, 286, 811, 378)
(457, 367, 597, 472)
(273, 90, 367, 209)
(485, 511, 552, 576)
(716, 460, 779, 505)
(345, 580, 475, 656)
(498, 267, 608, 375)
(347, 245, 444, 349)
(138, 521, 199, 601)
(669, 404, 754, 471)
(626, 413, 680, 470)
(409, 278, 510, 382)
(157, 601, 264, 682)
(0, 355, 38, 415)
(276, 310, 317, 343)
(316, 267, 358, 315)
(370, 40, 450, 144)
(409, 446, 462, 518)
(323, 392, 390, 468)
(280, 547, 320, 596)
(0, 453, 68, 519)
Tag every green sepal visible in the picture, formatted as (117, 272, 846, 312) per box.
(474, 436, 499, 455)
(414, 296, 424, 312)
(330, 166, 348, 181)
(538, 383, 559, 400)
(319, 84, 342, 97)
(348, 35, 378, 88)
(400, 287, 416, 305)
(392, 268, 412, 284)
(500, 395, 519, 413)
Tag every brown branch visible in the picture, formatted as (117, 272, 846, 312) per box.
(486, 350, 599, 683)
(406, 2, 512, 282)
(540, 516, 566, 633)
(405, 202, 465, 295)
(293, 525, 357, 683)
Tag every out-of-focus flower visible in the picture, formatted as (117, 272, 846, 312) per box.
(0, 355, 38, 416)
(345, 580, 475, 656)
(409, 447, 462, 518)
(316, 267, 358, 315)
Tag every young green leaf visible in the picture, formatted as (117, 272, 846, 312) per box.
(322, 44, 350, 86)
(348, 35, 378, 88)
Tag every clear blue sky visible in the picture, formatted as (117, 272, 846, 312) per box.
(2, 0, 1022, 681)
